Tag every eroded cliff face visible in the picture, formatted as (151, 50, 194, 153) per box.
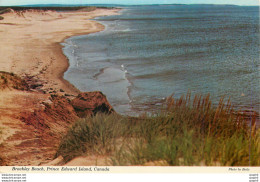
(19, 92, 114, 134)
(0, 72, 114, 165)
(71, 92, 114, 118)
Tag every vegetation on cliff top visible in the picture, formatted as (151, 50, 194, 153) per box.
(0, 6, 95, 12)
(0, 6, 116, 21)
(56, 93, 259, 166)
(0, 6, 117, 13)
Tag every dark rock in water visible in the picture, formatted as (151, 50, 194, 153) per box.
(71, 91, 114, 117)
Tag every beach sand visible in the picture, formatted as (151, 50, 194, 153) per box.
(0, 8, 119, 165)
(0, 8, 119, 94)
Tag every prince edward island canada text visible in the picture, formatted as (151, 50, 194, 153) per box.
(12, 167, 110, 172)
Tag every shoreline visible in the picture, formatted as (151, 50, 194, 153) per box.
(58, 9, 121, 96)
(57, 22, 106, 96)
(0, 8, 120, 95)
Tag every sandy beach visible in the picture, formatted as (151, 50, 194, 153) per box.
(0, 8, 119, 94)
(0, 8, 119, 165)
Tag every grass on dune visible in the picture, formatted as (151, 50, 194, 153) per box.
(56, 93, 259, 166)
(55, 114, 129, 162)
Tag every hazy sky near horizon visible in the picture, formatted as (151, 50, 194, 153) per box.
(0, 0, 259, 6)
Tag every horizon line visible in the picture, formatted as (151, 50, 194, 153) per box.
(0, 3, 259, 7)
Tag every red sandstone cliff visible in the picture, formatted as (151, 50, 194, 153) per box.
(0, 72, 114, 165)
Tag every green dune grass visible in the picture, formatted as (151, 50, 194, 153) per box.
(56, 93, 259, 166)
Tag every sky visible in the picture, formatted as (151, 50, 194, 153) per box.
(0, 0, 259, 6)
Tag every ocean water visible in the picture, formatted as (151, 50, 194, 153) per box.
(63, 5, 259, 115)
